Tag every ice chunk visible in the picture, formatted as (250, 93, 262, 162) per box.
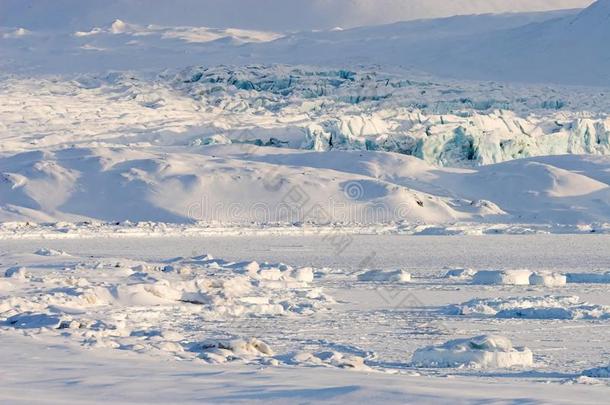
(35, 248, 68, 256)
(566, 272, 610, 284)
(198, 338, 273, 363)
(529, 272, 566, 287)
(6, 312, 63, 329)
(357, 269, 412, 283)
(472, 269, 532, 285)
(291, 267, 314, 283)
(444, 268, 477, 280)
(4, 267, 27, 280)
(444, 295, 610, 320)
(412, 335, 533, 368)
(583, 364, 610, 378)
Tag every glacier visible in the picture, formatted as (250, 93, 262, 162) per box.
(173, 65, 610, 166)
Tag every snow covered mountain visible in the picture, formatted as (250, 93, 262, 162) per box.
(0, 1, 601, 84)
(235, 0, 610, 86)
(0, 0, 593, 31)
(422, 0, 610, 85)
(2, 1, 608, 85)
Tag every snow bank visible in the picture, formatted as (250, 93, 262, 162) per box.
(444, 295, 610, 320)
(357, 269, 411, 283)
(412, 335, 533, 368)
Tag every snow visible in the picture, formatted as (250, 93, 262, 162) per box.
(1, 3, 608, 85)
(4, 1, 610, 402)
(1, 234, 610, 401)
(412, 335, 534, 368)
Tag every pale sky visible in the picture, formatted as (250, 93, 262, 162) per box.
(0, 0, 596, 31)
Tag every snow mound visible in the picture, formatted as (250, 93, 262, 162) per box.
(357, 269, 412, 283)
(412, 335, 533, 368)
(444, 295, 610, 320)
(472, 270, 533, 285)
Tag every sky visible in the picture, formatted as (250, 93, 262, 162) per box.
(0, 0, 595, 31)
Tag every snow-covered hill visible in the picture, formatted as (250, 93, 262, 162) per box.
(3, 144, 610, 225)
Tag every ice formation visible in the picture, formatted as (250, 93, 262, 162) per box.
(444, 295, 610, 320)
(411, 335, 533, 368)
(357, 269, 412, 283)
(472, 270, 533, 285)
